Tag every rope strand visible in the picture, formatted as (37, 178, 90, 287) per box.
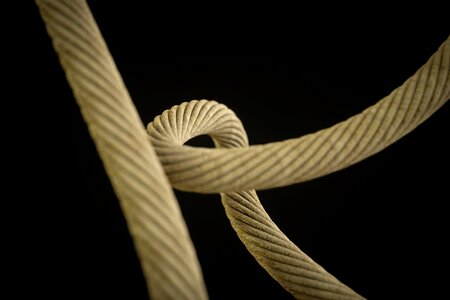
(35, 1, 207, 299)
(149, 100, 364, 299)
(147, 37, 449, 299)
(148, 37, 449, 194)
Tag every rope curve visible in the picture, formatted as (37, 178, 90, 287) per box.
(147, 37, 449, 299)
(148, 36, 449, 194)
(35, 1, 207, 299)
(148, 100, 364, 299)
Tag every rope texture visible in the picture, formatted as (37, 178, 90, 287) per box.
(35, 1, 207, 299)
(148, 100, 363, 299)
(148, 37, 450, 194)
(36, 0, 450, 298)
(147, 37, 449, 299)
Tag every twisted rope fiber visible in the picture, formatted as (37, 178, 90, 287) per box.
(149, 36, 449, 194)
(36, 0, 450, 298)
(35, 1, 207, 299)
(149, 101, 363, 299)
(147, 37, 449, 299)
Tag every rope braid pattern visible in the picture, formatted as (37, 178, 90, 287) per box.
(147, 37, 449, 299)
(148, 100, 363, 299)
(35, 1, 207, 299)
(36, 0, 450, 298)
(149, 38, 449, 194)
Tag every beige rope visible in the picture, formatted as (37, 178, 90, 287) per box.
(148, 36, 449, 194)
(35, 1, 207, 299)
(147, 37, 449, 299)
(148, 100, 364, 299)
(36, 0, 450, 298)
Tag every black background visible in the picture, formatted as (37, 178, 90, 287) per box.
(28, 2, 450, 299)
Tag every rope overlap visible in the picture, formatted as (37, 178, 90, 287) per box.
(36, 0, 450, 298)
(148, 38, 449, 194)
(148, 100, 364, 299)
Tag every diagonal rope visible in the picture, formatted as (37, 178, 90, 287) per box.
(35, 1, 207, 299)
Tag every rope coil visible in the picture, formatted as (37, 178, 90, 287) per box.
(148, 100, 364, 299)
(148, 38, 449, 194)
(147, 36, 448, 299)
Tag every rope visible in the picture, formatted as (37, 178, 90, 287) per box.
(36, 0, 450, 298)
(148, 100, 364, 299)
(35, 1, 207, 299)
(148, 37, 449, 194)
(147, 37, 449, 299)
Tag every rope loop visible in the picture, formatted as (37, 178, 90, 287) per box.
(148, 100, 248, 148)
(148, 100, 365, 299)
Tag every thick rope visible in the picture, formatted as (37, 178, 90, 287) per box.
(148, 37, 449, 194)
(147, 37, 449, 299)
(35, 1, 207, 299)
(37, 0, 450, 298)
(148, 100, 364, 299)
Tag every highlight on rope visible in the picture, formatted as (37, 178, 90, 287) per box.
(36, 0, 450, 299)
